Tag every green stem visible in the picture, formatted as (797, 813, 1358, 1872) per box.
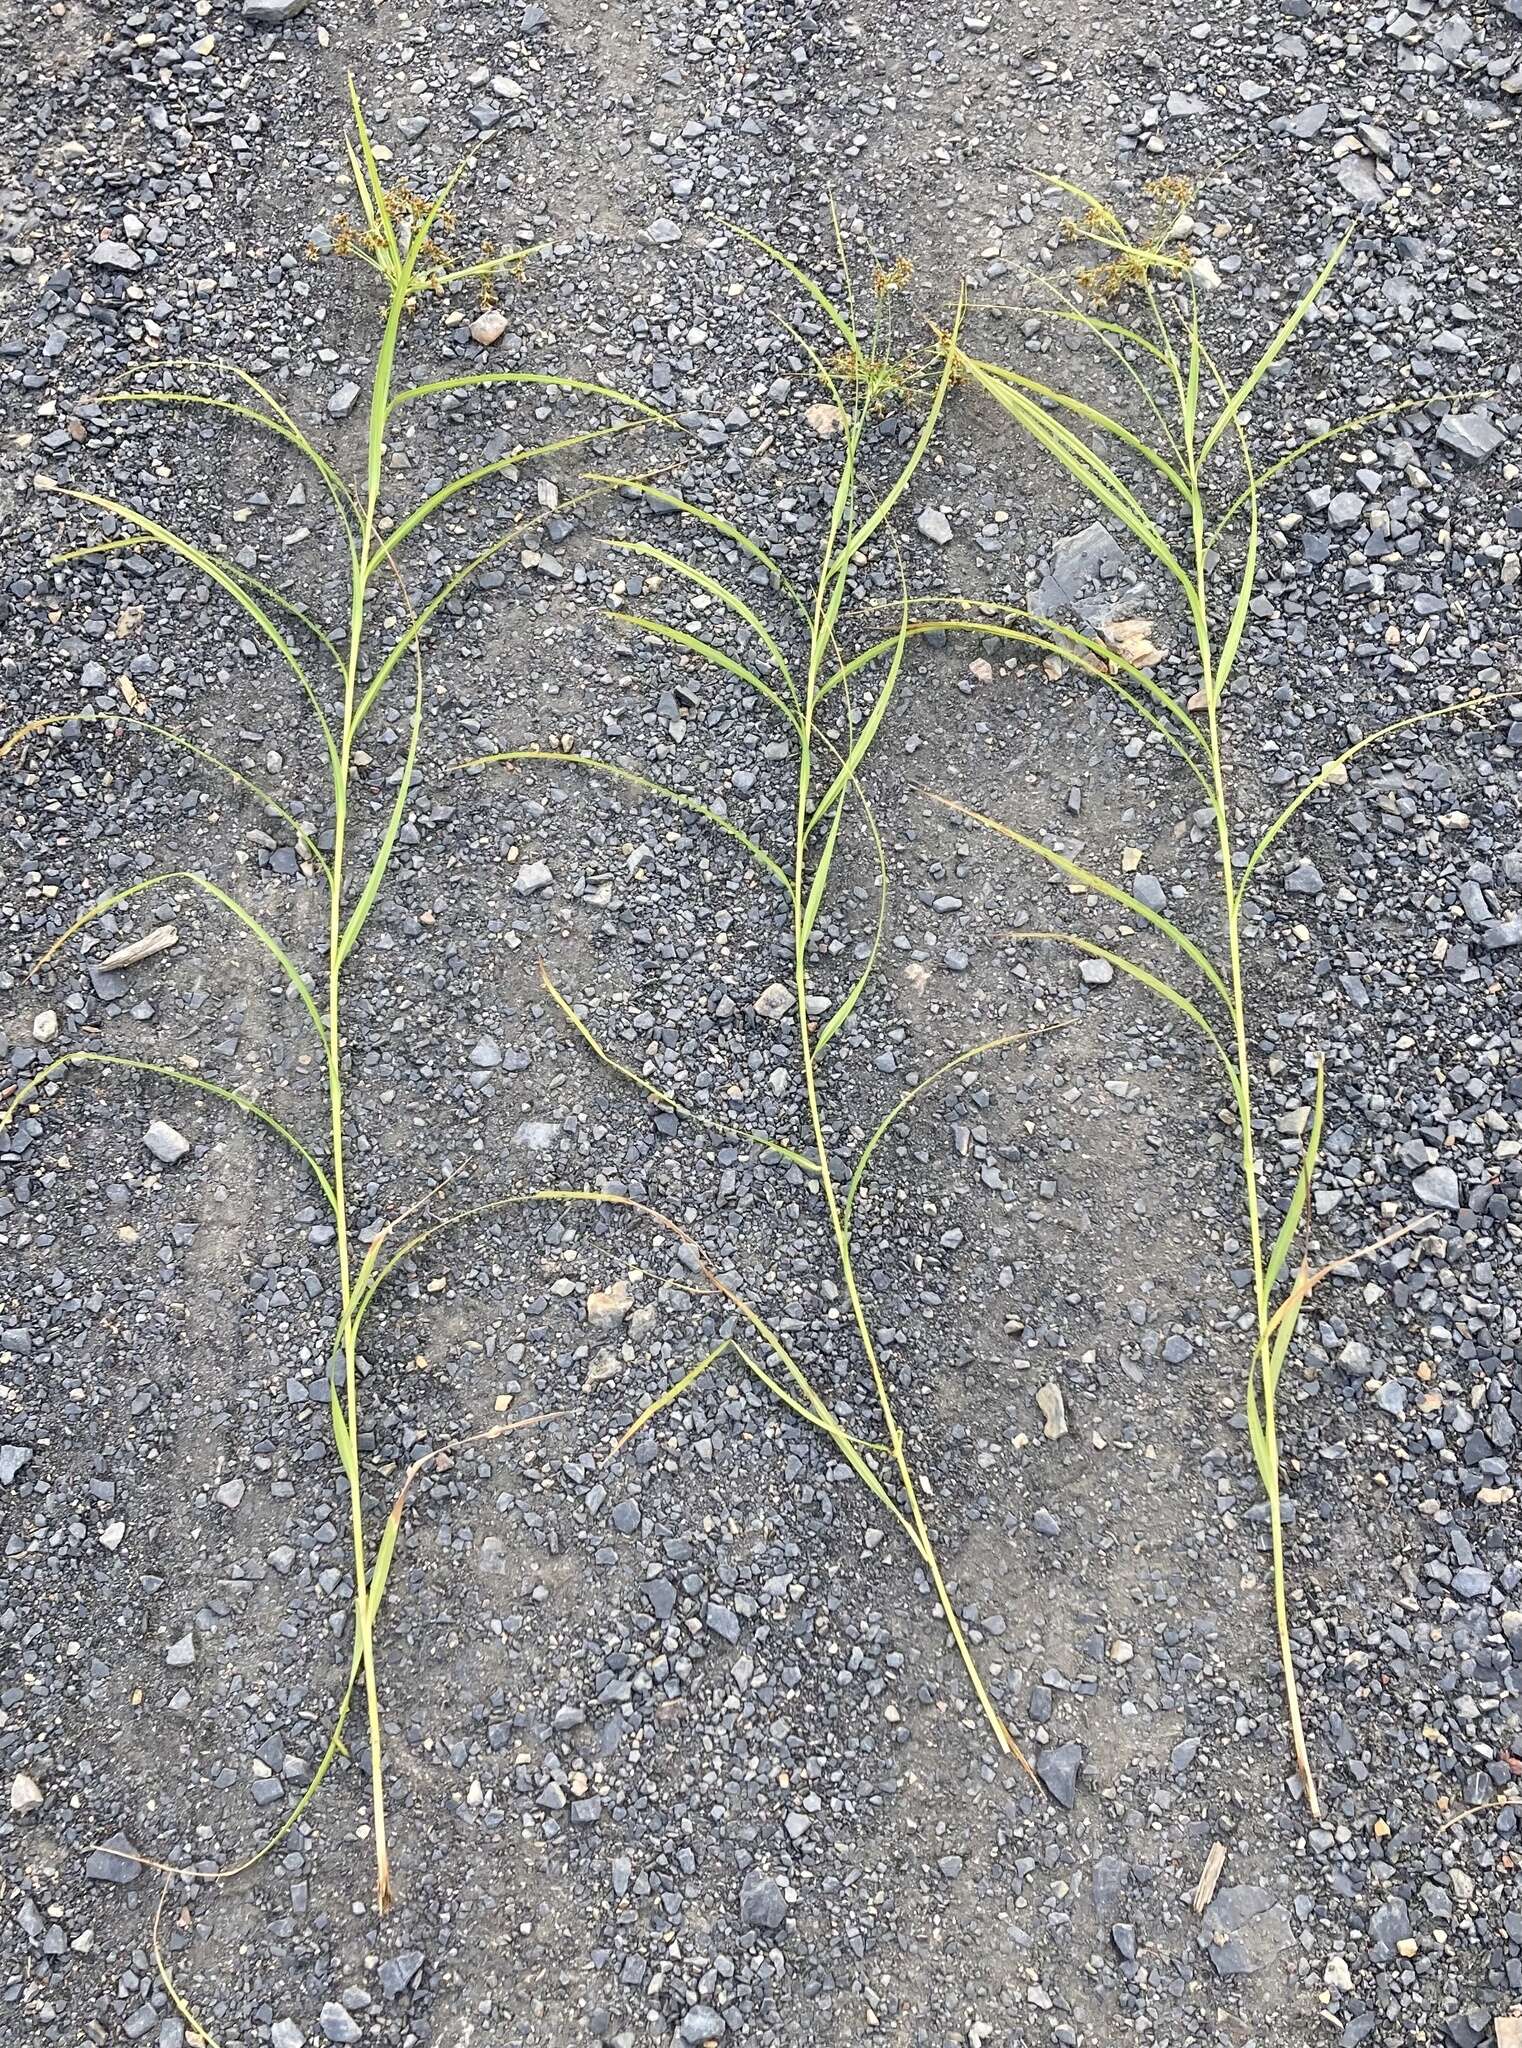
(1185, 362, 1320, 1820)
(790, 517, 1028, 1773)
(325, 261, 414, 1914)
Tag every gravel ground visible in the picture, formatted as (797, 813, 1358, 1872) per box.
(3, 0, 1521, 2045)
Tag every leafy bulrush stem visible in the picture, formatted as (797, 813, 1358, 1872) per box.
(790, 596, 1030, 1778)
(330, 262, 420, 1913)
(1186, 390, 1322, 1822)
(6, 90, 686, 2006)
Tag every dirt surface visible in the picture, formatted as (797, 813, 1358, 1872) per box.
(2, 1, 1521, 2046)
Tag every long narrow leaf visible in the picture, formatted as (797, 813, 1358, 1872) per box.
(727, 222, 859, 350)
(808, 405, 868, 674)
(55, 530, 349, 687)
(336, 633, 423, 968)
(726, 1343, 906, 1508)
(1199, 227, 1353, 464)
(47, 486, 339, 781)
(2, 711, 330, 882)
(330, 1381, 360, 1487)
(349, 536, 516, 739)
(610, 539, 797, 704)
(1236, 692, 1507, 909)
(387, 368, 669, 427)
(33, 871, 328, 1051)
(805, 580, 908, 838)
(811, 781, 889, 1059)
(347, 79, 399, 269)
(354, 471, 641, 739)
(1197, 335, 1258, 704)
(799, 792, 849, 949)
(540, 965, 823, 1176)
(826, 292, 963, 600)
(1265, 1061, 1325, 1300)
(588, 473, 810, 625)
(606, 1338, 734, 1457)
(830, 605, 1206, 761)
(843, 1023, 1066, 1230)
(1017, 291, 1184, 458)
(367, 419, 648, 578)
(97, 385, 359, 558)
(0, 1050, 335, 1211)
(925, 791, 1232, 1010)
(468, 748, 790, 890)
(1182, 310, 1202, 453)
(954, 351, 1205, 629)
(892, 611, 1210, 792)
(1206, 398, 1446, 545)
(615, 611, 801, 735)
(970, 355, 1191, 501)
(1003, 930, 1242, 1109)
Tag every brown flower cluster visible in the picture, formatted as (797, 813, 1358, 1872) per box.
(1063, 175, 1197, 304)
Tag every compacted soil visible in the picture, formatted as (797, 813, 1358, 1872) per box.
(2, 0, 1520, 2044)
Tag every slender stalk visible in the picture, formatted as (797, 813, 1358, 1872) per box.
(510, 254, 1043, 1773)
(789, 814, 1022, 1760)
(1177, 296, 1326, 1815)
(788, 459, 1023, 1762)
(5, 90, 663, 1938)
(324, 271, 410, 1914)
(1189, 438, 1320, 1816)
(908, 181, 1495, 1808)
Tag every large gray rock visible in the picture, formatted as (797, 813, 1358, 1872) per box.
(1436, 410, 1505, 464)
(1036, 1740, 1083, 1808)
(1413, 1164, 1461, 1211)
(738, 1867, 787, 1930)
(84, 1833, 144, 1883)
(90, 240, 141, 272)
(1035, 520, 1132, 624)
(1201, 1884, 1292, 1977)
(1334, 154, 1385, 206)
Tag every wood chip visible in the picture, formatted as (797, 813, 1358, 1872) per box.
(586, 1278, 633, 1330)
(1192, 1840, 1227, 1915)
(1034, 1381, 1068, 1441)
(98, 924, 178, 972)
(9, 1772, 42, 1816)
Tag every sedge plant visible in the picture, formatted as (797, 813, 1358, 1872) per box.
(0, 83, 663, 1920)
(900, 179, 1505, 1813)
(468, 228, 1056, 1774)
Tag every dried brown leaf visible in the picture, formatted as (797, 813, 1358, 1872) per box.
(1101, 617, 1165, 669)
